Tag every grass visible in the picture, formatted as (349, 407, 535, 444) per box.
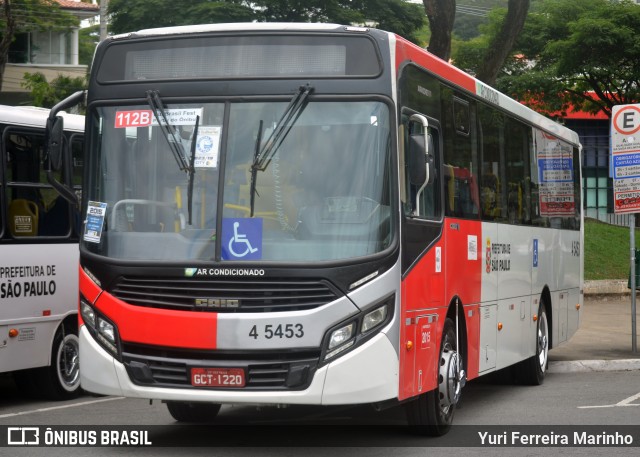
(585, 218, 640, 280)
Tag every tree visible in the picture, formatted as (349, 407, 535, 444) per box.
(0, 0, 78, 92)
(21, 71, 86, 108)
(108, 0, 426, 45)
(451, 0, 530, 86)
(452, 0, 507, 41)
(108, 0, 256, 35)
(474, 0, 529, 86)
(79, 24, 99, 66)
(422, 0, 456, 61)
(499, 0, 640, 118)
(0, 0, 16, 92)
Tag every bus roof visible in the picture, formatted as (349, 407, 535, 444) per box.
(0, 105, 84, 132)
(128, 22, 346, 38)
(393, 35, 581, 147)
(108, 23, 580, 147)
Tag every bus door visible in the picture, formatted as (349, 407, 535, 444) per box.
(400, 110, 445, 399)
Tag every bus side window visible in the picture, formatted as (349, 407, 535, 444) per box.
(5, 133, 43, 237)
(4, 131, 72, 237)
(442, 95, 479, 219)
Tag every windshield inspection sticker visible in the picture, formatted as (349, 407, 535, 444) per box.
(221, 218, 263, 261)
(84, 201, 107, 243)
(195, 126, 221, 168)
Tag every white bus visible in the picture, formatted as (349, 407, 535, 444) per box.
(48, 23, 582, 434)
(0, 105, 84, 399)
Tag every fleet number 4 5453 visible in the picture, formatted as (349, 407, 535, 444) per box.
(249, 323, 304, 340)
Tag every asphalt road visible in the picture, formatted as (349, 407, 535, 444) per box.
(1, 369, 639, 455)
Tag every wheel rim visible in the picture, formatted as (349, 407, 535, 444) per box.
(536, 311, 549, 372)
(57, 335, 80, 391)
(438, 342, 461, 418)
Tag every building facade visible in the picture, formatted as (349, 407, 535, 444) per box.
(1, 0, 99, 105)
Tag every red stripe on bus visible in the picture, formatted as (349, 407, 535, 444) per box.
(95, 291, 218, 350)
(395, 35, 476, 94)
(399, 218, 482, 400)
(79, 266, 102, 304)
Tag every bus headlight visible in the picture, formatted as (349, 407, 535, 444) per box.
(96, 315, 120, 357)
(80, 299, 96, 328)
(80, 295, 121, 359)
(361, 305, 388, 333)
(325, 322, 356, 360)
(98, 318, 116, 345)
(321, 294, 394, 364)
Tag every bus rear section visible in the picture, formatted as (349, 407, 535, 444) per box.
(56, 23, 583, 435)
(0, 105, 84, 399)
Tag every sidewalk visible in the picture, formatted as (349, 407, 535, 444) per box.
(548, 281, 640, 373)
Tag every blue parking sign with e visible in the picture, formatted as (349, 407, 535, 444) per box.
(221, 218, 263, 260)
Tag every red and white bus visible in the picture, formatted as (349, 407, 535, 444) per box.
(48, 23, 582, 434)
(1, 105, 84, 399)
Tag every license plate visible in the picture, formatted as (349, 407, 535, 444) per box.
(191, 367, 245, 387)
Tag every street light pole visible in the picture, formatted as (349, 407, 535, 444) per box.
(99, 0, 109, 42)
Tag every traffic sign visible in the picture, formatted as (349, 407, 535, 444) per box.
(611, 104, 640, 214)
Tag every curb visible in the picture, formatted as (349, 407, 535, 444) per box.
(548, 359, 640, 374)
(584, 279, 631, 296)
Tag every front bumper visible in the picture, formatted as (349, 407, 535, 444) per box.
(79, 325, 399, 405)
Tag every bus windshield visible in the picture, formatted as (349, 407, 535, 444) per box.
(84, 100, 393, 263)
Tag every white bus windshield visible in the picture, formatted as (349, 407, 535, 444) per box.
(84, 100, 393, 262)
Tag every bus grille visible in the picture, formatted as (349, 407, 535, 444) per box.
(122, 348, 319, 390)
(109, 277, 341, 312)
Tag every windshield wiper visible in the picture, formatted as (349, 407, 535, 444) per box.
(249, 85, 313, 217)
(146, 90, 198, 226)
(187, 115, 200, 225)
(249, 120, 264, 217)
(252, 84, 313, 172)
(146, 90, 190, 171)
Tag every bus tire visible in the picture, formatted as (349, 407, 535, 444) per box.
(514, 301, 549, 385)
(166, 402, 222, 423)
(35, 327, 82, 400)
(405, 317, 460, 436)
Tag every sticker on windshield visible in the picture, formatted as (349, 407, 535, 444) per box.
(84, 201, 107, 243)
(221, 218, 263, 261)
(195, 126, 221, 168)
(115, 108, 203, 128)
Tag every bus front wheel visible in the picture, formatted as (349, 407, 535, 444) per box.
(405, 317, 462, 436)
(35, 326, 81, 400)
(166, 401, 222, 423)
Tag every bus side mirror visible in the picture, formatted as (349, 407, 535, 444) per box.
(45, 115, 64, 172)
(43, 90, 86, 210)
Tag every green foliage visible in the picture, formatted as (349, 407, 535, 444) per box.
(585, 218, 640, 281)
(0, 0, 78, 33)
(453, 0, 508, 41)
(108, 0, 256, 34)
(453, 6, 510, 73)
(108, 0, 425, 45)
(494, 0, 640, 118)
(79, 24, 99, 67)
(21, 72, 87, 108)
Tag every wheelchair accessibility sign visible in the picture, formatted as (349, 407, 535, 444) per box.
(221, 218, 263, 260)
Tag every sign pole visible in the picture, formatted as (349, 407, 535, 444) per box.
(632, 215, 637, 353)
(611, 103, 640, 353)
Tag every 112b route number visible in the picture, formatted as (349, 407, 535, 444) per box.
(249, 323, 304, 340)
(115, 110, 153, 128)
